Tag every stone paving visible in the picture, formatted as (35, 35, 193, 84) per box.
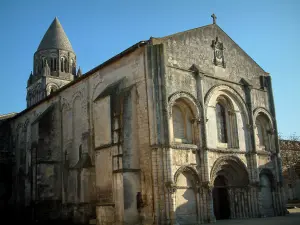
(203, 209, 300, 225)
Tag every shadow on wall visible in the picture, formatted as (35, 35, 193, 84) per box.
(257, 158, 283, 217)
(175, 188, 198, 225)
(173, 156, 284, 224)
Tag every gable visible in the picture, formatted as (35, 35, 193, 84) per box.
(153, 24, 267, 87)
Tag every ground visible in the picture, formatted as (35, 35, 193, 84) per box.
(203, 209, 300, 225)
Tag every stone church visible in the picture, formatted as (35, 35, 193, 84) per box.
(0, 15, 286, 224)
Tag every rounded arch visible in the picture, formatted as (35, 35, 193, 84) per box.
(174, 165, 200, 224)
(61, 97, 71, 111)
(46, 83, 59, 95)
(168, 91, 202, 119)
(205, 84, 249, 124)
(210, 155, 249, 186)
(174, 165, 200, 185)
(259, 168, 276, 187)
(253, 107, 274, 129)
(72, 90, 83, 104)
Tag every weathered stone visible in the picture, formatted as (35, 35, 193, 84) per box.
(0, 16, 289, 224)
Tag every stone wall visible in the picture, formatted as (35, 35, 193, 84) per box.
(5, 22, 287, 224)
(148, 23, 285, 223)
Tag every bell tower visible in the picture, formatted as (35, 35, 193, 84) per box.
(26, 17, 81, 107)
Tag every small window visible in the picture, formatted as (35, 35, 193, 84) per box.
(41, 57, 46, 68)
(61, 57, 64, 72)
(50, 58, 57, 72)
(64, 58, 68, 73)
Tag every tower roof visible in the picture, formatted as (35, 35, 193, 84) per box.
(37, 17, 74, 52)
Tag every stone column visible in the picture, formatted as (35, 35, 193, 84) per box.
(206, 183, 216, 223)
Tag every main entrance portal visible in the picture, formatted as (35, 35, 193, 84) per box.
(210, 156, 251, 220)
(213, 175, 230, 220)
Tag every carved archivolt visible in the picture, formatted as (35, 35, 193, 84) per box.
(210, 155, 249, 185)
(168, 91, 202, 119)
(253, 107, 274, 129)
(46, 83, 59, 95)
(259, 168, 275, 180)
(205, 84, 250, 124)
(259, 168, 276, 189)
(174, 165, 201, 185)
(72, 90, 84, 103)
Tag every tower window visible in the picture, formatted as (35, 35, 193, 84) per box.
(42, 57, 46, 68)
(61, 57, 64, 72)
(61, 57, 68, 72)
(64, 58, 68, 73)
(50, 58, 57, 72)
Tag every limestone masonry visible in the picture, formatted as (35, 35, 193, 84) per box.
(0, 15, 288, 224)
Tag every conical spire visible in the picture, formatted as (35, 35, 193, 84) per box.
(37, 17, 74, 52)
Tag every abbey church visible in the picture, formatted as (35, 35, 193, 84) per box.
(0, 15, 286, 224)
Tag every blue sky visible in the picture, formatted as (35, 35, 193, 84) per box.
(0, 0, 299, 138)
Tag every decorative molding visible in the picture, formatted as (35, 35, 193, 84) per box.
(207, 148, 246, 154)
(165, 181, 177, 194)
(253, 107, 275, 128)
(112, 168, 140, 173)
(168, 91, 202, 118)
(170, 143, 198, 150)
(210, 155, 249, 184)
(61, 98, 71, 111)
(174, 165, 200, 185)
(204, 84, 250, 125)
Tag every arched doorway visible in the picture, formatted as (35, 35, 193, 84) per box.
(174, 167, 199, 225)
(210, 156, 250, 220)
(213, 175, 230, 220)
(259, 171, 274, 217)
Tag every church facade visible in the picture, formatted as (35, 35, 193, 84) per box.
(0, 15, 286, 224)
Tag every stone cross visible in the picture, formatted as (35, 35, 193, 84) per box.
(211, 13, 217, 24)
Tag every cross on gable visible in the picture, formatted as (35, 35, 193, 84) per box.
(211, 13, 217, 24)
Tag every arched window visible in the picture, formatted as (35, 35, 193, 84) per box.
(172, 100, 194, 144)
(255, 113, 272, 151)
(216, 103, 227, 143)
(41, 57, 46, 68)
(71, 59, 76, 75)
(61, 57, 64, 72)
(64, 58, 68, 73)
(215, 96, 239, 148)
(50, 58, 57, 72)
